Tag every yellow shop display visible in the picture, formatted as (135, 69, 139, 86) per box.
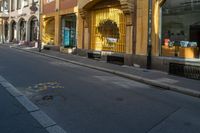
(179, 47, 199, 58)
(90, 7, 126, 53)
(162, 45, 175, 57)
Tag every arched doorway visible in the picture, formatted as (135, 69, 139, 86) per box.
(4, 21, 9, 42)
(90, 4, 126, 53)
(81, 0, 127, 53)
(18, 18, 26, 41)
(30, 17, 38, 42)
(11, 21, 17, 41)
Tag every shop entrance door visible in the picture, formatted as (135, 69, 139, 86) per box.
(91, 7, 126, 53)
(190, 25, 200, 57)
(190, 25, 200, 46)
(61, 14, 76, 47)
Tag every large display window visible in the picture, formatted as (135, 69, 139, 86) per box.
(161, 0, 200, 59)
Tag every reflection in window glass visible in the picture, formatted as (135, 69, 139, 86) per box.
(161, 0, 200, 58)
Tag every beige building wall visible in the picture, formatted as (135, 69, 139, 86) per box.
(8, 0, 40, 42)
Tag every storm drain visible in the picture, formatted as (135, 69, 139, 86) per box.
(42, 95, 54, 101)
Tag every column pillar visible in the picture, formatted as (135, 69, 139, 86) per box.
(8, 21, 11, 42)
(83, 20, 89, 50)
(26, 21, 30, 41)
(125, 14, 133, 54)
(16, 21, 20, 41)
(54, 14, 61, 46)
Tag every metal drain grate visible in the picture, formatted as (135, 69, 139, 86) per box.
(169, 63, 200, 80)
(42, 95, 54, 101)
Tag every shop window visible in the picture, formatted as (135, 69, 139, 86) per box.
(161, 0, 200, 59)
(61, 14, 76, 48)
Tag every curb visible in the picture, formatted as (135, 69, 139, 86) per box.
(0, 75, 67, 133)
(6, 45, 200, 98)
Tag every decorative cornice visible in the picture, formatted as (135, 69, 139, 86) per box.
(79, 0, 136, 19)
(120, 0, 135, 14)
(158, 0, 166, 6)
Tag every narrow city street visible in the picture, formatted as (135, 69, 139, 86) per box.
(0, 45, 200, 133)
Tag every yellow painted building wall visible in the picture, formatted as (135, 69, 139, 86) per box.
(136, 0, 162, 56)
(41, 0, 78, 46)
(136, 0, 148, 55)
(152, 0, 162, 56)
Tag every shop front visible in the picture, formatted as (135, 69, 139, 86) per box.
(61, 14, 76, 48)
(160, 0, 200, 59)
(90, 6, 126, 53)
(78, 0, 136, 64)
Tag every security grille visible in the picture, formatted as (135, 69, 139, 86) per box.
(169, 63, 200, 80)
(91, 7, 126, 53)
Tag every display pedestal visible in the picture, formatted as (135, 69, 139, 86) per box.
(162, 46, 175, 57)
(179, 47, 199, 58)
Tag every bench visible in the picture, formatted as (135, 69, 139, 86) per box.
(88, 51, 101, 59)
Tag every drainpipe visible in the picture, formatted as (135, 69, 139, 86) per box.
(147, 0, 152, 69)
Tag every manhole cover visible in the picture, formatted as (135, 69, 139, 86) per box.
(42, 95, 54, 101)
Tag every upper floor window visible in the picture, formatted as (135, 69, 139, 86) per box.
(0, 1, 3, 12)
(17, 0, 22, 9)
(11, 0, 15, 11)
(47, 0, 54, 3)
(24, 0, 29, 7)
(0, 0, 9, 13)
(32, 0, 38, 3)
(3, 0, 9, 12)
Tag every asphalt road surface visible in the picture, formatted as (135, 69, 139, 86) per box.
(0, 45, 200, 133)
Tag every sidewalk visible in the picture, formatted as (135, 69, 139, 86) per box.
(3, 43, 200, 98)
(0, 84, 48, 133)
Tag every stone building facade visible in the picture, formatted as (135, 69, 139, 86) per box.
(0, 0, 40, 46)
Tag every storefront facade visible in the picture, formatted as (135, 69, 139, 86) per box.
(78, 0, 136, 63)
(160, 0, 200, 59)
(152, 0, 200, 71)
(41, 0, 78, 49)
(61, 14, 76, 48)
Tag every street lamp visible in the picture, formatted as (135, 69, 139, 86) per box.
(147, 0, 152, 69)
